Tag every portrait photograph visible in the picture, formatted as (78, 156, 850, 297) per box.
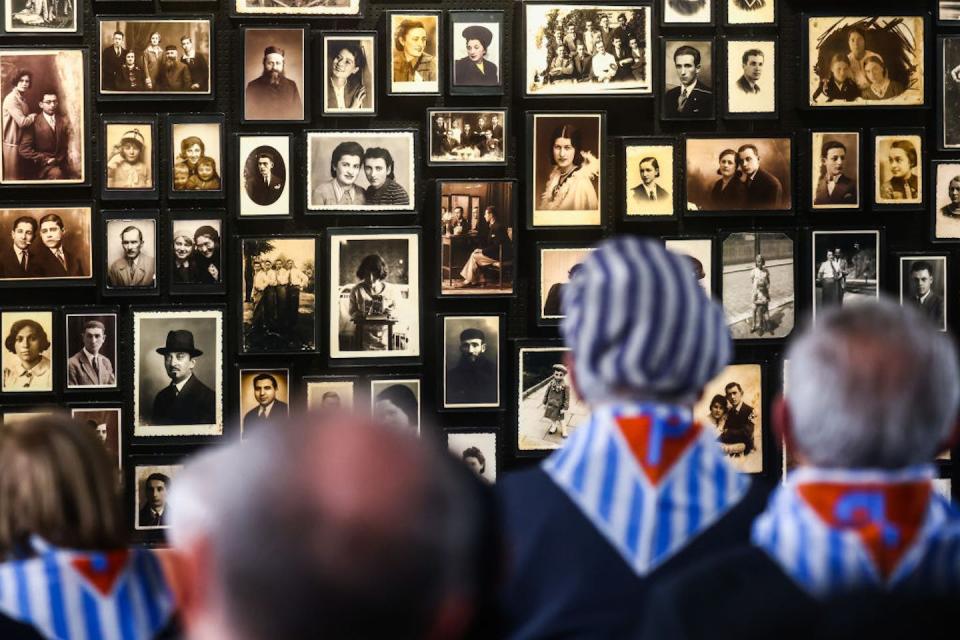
(0, 207, 92, 286)
(234, 0, 359, 17)
(133, 463, 182, 530)
(685, 136, 792, 213)
(388, 11, 440, 95)
(1, 309, 53, 394)
(442, 314, 501, 410)
(428, 109, 507, 166)
(665, 237, 713, 295)
(662, 0, 712, 25)
(305, 376, 355, 412)
(102, 119, 156, 197)
(240, 236, 316, 354)
(71, 407, 121, 468)
(933, 162, 960, 240)
(523, 3, 652, 96)
(98, 18, 212, 97)
(307, 130, 415, 212)
(661, 38, 714, 120)
(239, 368, 290, 437)
(322, 32, 376, 116)
(805, 15, 925, 108)
(694, 362, 764, 474)
(725, 39, 776, 117)
(725, 0, 774, 25)
(329, 229, 420, 362)
(810, 131, 860, 210)
(0, 49, 86, 185)
(238, 134, 290, 217)
(874, 132, 923, 207)
(439, 180, 515, 297)
(104, 216, 157, 292)
(65, 312, 118, 390)
(450, 11, 503, 94)
(517, 343, 586, 452)
(169, 117, 224, 197)
(721, 231, 794, 341)
(133, 308, 222, 437)
(447, 431, 497, 483)
(538, 244, 595, 324)
(899, 256, 947, 332)
(624, 139, 675, 217)
(529, 112, 604, 228)
(370, 377, 420, 435)
(170, 217, 223, 293)
(4, 0, 79, 34)
(242, 26, 306, 123)
(811, 230, 880, 321)
(941, 36, 960, 150)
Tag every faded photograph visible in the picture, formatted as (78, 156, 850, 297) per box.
(694, 363, 763, 473)
(665, 238, 712, 295)
(811, 132, 859, 209)
(685, 137, 792, 212)
(71, 408, 121, 468)
(447, 431, 497, 483)
(625, 142, 674, 216)
(244, 28, 304, 121)
(429, 110, 505, 164)
(934, 163, 960, 239)
(722, 232, 794, 340)
(0, 207, 92, 283)
(726, 39, 775, 114)
(811, 230, 880, 321)
(517, 346, 587, 451)
(899, 256, 947, 332)
(531, 113, 603, 227)
(539, 246, 594, 320)
(875, 134, 922, 205)
(305, 378, 355, 412)
(1, 309, 53, 393)
(663, 0, 711, 24)
(371, 378, 420, 434)
(389, 13, 439, 94)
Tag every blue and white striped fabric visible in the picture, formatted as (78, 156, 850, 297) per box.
(543, 402, 750, 577)
(561, 236, 731, 405)
(0, 537, 175, 640)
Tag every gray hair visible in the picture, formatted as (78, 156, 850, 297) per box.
(786, 298, 959, 468)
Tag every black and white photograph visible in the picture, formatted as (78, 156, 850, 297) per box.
(685, 136, 792, 212)
(661, 38, 714, 120)
(103, 119, 156, 197)
(0, 207, 92, 285)
(450, 11, 503, 94)
(662, 0, 712, 25)
(439, 180, 515, 296)
(329, 229, 420, 361)
(307, 130, 415, 212)
(811, 131, 860, 210)
(65, 312, 118, 390)
(942, 2, 960, 23)
(71, 407, 121, 469)
(388, 11, 440, 95)
(517, 343, 587, 452)
(1, 309, 53, 393)
(98, 18, 212, 97)
(725, 0, 774, 26)
(665, 238, 713, 295)
(322, 32, 376, 115)
(104, 216, 157, 292)
(133, 463, 181, 530)
(941, 36, 960, 150)
(899, 256, 947, 332)
(4, 0, 79, 34)
(169, 116, 224, 197)
(305, 376, 355, 412)
(806, 15, 925, 108)
(624, 138, 675, 217)
(874, 132, 923, 207)
(694, 363, 764, 473)
(242, 27, 306, 123)
(725, 39, 776, 117)
(442, 314, 501, 410)
(447, 431, 497, 483)
(0, 49, 86, 185)
(934, 162, 960, 240)
(239, 368, 290, 437)
(238, 134, 290, 217)
(428, 109, 507, 166)
(170, 217, 223, 293)
(233, 0, 359, 17)
(241, 236, 316, 354)
(370, 377, 420, 434)
(811, 230, 880, 321)
(538, 244, 595, 324)
(721, 232, 794, 340)
(133, 308, 223, 436)
(524, 3, 652, 96)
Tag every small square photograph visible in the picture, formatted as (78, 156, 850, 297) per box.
(663, 0, 712, 24)
(665, 238, 712, 295)
(104, 123, 154, 192)
(0, 207, 93, 284)
(239, 368, 290, 437)
(234, 0, 359, 17)
(104, 218, 157, 290)
(429, 109, 506, 165)
(530, 113, 604, 227)
(451, 12, 502, 91)
(305, 377, 355, 412)
(517, 345, 587, 452)
(725, 39, 776, 115)
(874, 133, 922, 206)
(323, 33, 375, 115)
(443, 315, 501, 410)
(900, 256, 947, 332)
(942, 2, 960, 22)
(539, 245, 595, 322)
(811, 131, 860, 210)
(942, 37, 960, 150)
(134, 463, 182, 530)
(171, 218, 222, 289)
(371, 378, 420, 434)
(65, 313, 118, 389)
(662, 39, 714, 120)
(1, 309, 53, 393)
(934, 163, 960, 240)
(243, 27, 305, 122)
(5, 0, 79, 33)
(694, 363, 764, 473)
(625, 141, 675, 217)
(448, 431, 497, 483)
(725, 0, 774, 25)
(239, 135, 290, 217)
(812, 230, 880, 321)
(722, 232, 794, 340)
(685, 137, 792, 212)
(389, 12, 440, 95)
(170, 120, 223, 195)
(71, 408, 121, 468)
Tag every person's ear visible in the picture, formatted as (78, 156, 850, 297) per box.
(772, 394, 801, 465)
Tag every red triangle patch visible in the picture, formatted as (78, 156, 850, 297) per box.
(616, 415, 701, 486)
(70, 550, 130, 596)
(798, 482, 931, 579)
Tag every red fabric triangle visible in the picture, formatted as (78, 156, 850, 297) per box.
(616, 415, 701, 486)
(70, 550, 130, 596)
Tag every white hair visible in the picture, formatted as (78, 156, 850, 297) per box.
(786, 297, 959, 469)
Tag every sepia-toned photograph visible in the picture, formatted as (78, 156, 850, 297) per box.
(0, 49, 85, 185)
(685, 136, 792, 212)
(663, 0, 712, 25)
(371, 377, 420, 434)
(103, 121, 155, 193)
(133, 308, 223, 436)
(134, 463, 182, 530)
(170, 218, 223, 291)
(72, 407, 121, 468)
(661, 38, 714, 120)
(725, 0, 774, 25)
(1, 309, 53, 393)
(806, 16, 925, 108)
(239, 368, 290, 437)
(942, 2, 960, 22)
(442, 315, 501, 410)
(694, 363, 764, 474)
(811, 131, 860, 210)
(899, 256, 947, 332)
(104, 217, 157, 291)
(65, 313, 117, 390)
(243, 27, 305, 122)
(722, 232, 794, 340)
(518, 344, 586, 452)
(305, 377, 355, 412)
(666, 238, 713, 295)
(5, 0, 79, 33)
(170, 118, 223, 196)
(241, 236, 316, 354)
(0, 207, 92, 285)
(934, 162, 960, 240)
(524, 3, 652, 96)
(439, 180, 515, 296)
(625, 139, 675, 217)
(942, 36, 960, 150)
(428, 109, 506, 165)
(322, 32, 375, 115)
(238, 134, 290, 217)
(811, 230, 880, 321)
(234, 0, 360, 17)
(450, 11, 503, 93)
(874, 132, 923, 207)
(447, 431, 497, 483)
(538, 244, 595, 323)
(388, 11, 440, 95)
(725, 39, 776, 116)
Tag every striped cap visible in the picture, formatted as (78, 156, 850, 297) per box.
(560, 236, 731, 404)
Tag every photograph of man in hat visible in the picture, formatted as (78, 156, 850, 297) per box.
(454, 24, 499, 86)
(105, 128, 151, 190)
(245, 44, 304, 121)
(150, 329, 216, 425)
(542, 363, 571, 438)
(444, 323, 499, 408)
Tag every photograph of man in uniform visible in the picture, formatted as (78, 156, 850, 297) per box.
(903, 259, 946, 330)
(107, 222, 156, 288)
(245, 44, 303, 121)
(241, 371, 289, 434)
(137, 472, 169, 529)
(150, 329, 216, 426)
(67, 318, 116, 388)
(663, 43, 713, 118)
(444, 323, 499, 408)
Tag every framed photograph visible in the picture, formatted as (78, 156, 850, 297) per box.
(169, 212, 224, 295)
(4, 0, 80, 35)
(438, 179, 516, 297)
(132, 307, 223, 437)
(528, 112, 605, 228)
(660, 37, 715, 121)
(724, 0, 775, 26)
(322, 31, 376, 116)
(804, 15, 926, 109)
(236, 133, 292, 218)
(940, 36, 960, 151)
(167, 114, 225, 200)
(523, 2, 653, 97)
(899, 255, 948, 332)
(1, 408, 55, 424)
(370, 376, 421, 434)
(101, 115, 158, 200)
(516, 340, 586, 454)
(241, 26, 307, 123)
(941, 2, 960, 24)
(693, 361, 765, 474)
(685, 135, 792, 213)
(1, 308, 54, 394)
(132, 462, 182, 530)
(427, 108, 507, 166)
(449, 11, 504, 95)
(304, 376, 357, 412)
(623, 137, 676, 218)
(447, 430, 497, 483)
(240, 236, 317, 355)
(232, 0, 360, 18)
(328, 227, 420, 363)
(0, 48, 87, 185)
(239, 367, 290, 437)
(102, 211, 158, 295)
(811, 229, 880, 322)
(720, 230, 795, 341)
(873, 129, 924, 210)
(65, 310, 118, 391)
(441, 314, 503, 411)
(0, 206, 93, 287)
(537, 243, 597, 325)
(71, 407, 122, 469)
(306, 130, 415, 212)
(932, 161, 960, 241)
(810, 130, 861, 211)
(661, 0, 712, 25)
(724, 38, 777, 118)
(387, 10, 441, 95)
(665, 237, 713, 295)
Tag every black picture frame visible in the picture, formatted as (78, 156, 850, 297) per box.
(660, 0, 715, 27)
(0, 204, 95, 289)
(931, 160, 960, 243)
(234, 132, 294, 219)
(535, 241, 599, 327)
(320, 30, 378, 117)
(621, 136, 679, 221)
(165, 112, 226, 201)
(870, 127, 926, 212)
(895, 251, 950, 333)
(168, 210, 226, 297)
(722, 36, 778, 120)
(0, 305, 57, 397)
(438, 312, 505, 412)
(448, 10, 505, 96)
(426, 107, 508, 167)
(63, 306, 120, 393)
(101, 114, 159, 201)
(807, 128, 864, 213)
(101, 209, 160, 297)
(239, 24, 310, 125)
(385, 9, 442, 97)
(658, 36, 717, 122)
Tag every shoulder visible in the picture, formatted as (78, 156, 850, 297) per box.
(691, 84, 713, 96)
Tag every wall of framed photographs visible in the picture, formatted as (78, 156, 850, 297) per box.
(0, 0, 956, 541)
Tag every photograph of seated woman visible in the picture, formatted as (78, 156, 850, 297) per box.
(327, 40, 371, 112)
(538, 124, 599, 211)
(173, 136, 220, 192)
(348, 254, 399, 351)
(454, 25, 499, 86)
(2, 318, 52, 392)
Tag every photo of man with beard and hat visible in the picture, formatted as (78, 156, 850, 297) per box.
(243, 28, 305, 121)
(443, 316, 501, 409)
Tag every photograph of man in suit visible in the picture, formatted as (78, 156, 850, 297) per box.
(242, 372, 289, 434)
(738, 143, 783, 209)
(445, 327, 498, 406)
(664, 44, 713, 118)
(571, 42, 592, 82)
(0, 215, 37, 278)
(457, 206, 510, 288)
(158, 45, 192, 92)
(107, 224, 155, 288)
(101, 31, 128, 91)
(246, 151, 284, 206)
(631, 156, 670, 203)
(722, 382, 755, 456)
(736, 48, 763, 95)
(245, 45, 303, 121)
(180, 35, 209, 92)
(813, 140, 857, 207)
(138, 472, 169, 528)
(18, 92, 75, 180)
(30, 213, 83, 277)
(67, 319, 116, 388)
(150, 329, 216, 425)
(907, 260, 945, 329)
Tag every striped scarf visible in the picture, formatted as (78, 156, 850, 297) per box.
(543, 402, 750, 576)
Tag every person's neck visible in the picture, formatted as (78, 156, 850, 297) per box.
(404, 52, 419, 65)
(22, 358, 42, 370)
(331, 74, 347, 88)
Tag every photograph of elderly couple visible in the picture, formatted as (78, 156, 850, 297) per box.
(0, 207, 91, 283)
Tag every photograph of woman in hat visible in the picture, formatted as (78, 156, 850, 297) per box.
(454, 24, 499, 87)
(105, 126, 151, 189)
(543, 363, 571, 438)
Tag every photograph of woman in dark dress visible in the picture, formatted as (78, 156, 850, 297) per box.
(454, 25, 499, 86)
(710, 148, 746, 209)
